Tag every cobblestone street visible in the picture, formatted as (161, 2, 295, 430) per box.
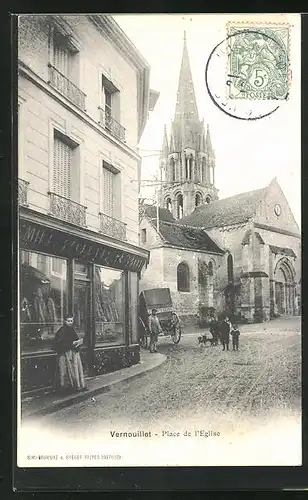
(21, 317, 301, 466)
(33, 317, 301, 426)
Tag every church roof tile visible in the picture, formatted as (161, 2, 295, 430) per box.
(158, 221, 224, 254)
(178, 188, 267, 228)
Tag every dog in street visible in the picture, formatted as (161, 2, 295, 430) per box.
(198, 334, 215, 346)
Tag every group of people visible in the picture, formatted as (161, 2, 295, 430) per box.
(51, 310, 240, 395)
(209, 316, 240, 351)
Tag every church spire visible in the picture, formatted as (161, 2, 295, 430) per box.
(174, 32, 199, 123)
(161, 124, 169, 157)
(205, 124, 213, 152)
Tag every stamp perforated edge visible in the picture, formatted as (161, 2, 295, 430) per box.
(225, 20, 292, 101)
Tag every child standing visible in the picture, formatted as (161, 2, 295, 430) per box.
(231, 324, 240, 351)
(148, 308, 163, 353)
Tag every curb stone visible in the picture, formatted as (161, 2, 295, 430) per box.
(22, 352, 167, 419)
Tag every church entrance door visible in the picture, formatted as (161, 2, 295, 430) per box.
(274, 258, 296, 316)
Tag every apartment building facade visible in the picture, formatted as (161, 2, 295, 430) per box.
(18, 14, 157, 392)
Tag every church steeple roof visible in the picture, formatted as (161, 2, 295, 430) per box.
(161, 124, 169, 156)
(174, 31, 199, 122)
(205, 124, 213, 152)
(169, 32, 204, 152)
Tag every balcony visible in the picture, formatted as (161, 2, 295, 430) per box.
(99, 108, 126, 143)
(18, 178, 29, 206)
(49, 192, 87, 227)
(99, 212, 127, 241)
(48, 64, 86, 111)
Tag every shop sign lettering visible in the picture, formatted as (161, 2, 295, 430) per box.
(19, 221, 146, 272)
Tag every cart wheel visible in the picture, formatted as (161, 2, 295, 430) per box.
(138, 317, 148, 349)
(171, 313, 181, 344)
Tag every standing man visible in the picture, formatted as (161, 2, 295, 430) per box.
(209, 311, 219, 346)
(220, 316, 231, 351)
(148, 308, 163, 353)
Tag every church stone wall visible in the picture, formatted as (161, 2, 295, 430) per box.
(162, 247, 224, 326)
(139, 247, 164, 292)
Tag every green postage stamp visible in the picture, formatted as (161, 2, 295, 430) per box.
(227, 23, 290, 100)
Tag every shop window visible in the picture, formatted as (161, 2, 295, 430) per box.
(20, 251, 68, 353)
(141, 228, 147, 243)
(74, 262, 91, 341)
(94, 265, 125, 346)
(177, 262, 190, 292)
(129, 272, 139, 344)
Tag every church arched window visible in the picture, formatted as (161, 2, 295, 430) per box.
(176, 193, 183, 219)
(208, 261, 213, 276)
(185, 154, 193, 180)
(227, 254, 234, 283)
(205, 195, 211, 204)
(170, 157, 176, 182)
(188, 155, 193, 180)
(177, 262, 190, 292)
(202, 157, 207, 183)
(165, 197, 172, 212)
(195, 193, 202, 207)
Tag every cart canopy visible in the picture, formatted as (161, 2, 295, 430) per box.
(139, 288, 173, 314)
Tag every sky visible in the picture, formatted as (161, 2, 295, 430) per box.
(114, 14, 301, 226)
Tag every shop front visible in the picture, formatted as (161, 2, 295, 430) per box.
(19, 208, 149, 393)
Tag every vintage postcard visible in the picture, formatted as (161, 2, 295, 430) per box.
(17, 13, 301, 468)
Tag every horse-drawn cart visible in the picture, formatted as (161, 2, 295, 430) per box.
(138, 288, 182, 348)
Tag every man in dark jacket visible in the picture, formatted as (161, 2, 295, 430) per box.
(220, 316, 231, 351)
(209, 313, 219, 346)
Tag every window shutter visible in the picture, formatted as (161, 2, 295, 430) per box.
(103, 165, 115, 216)
(53, 43, 69, 77)
(53, 137, 72, 199)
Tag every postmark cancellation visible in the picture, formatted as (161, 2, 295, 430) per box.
(227, 22, 291, 100)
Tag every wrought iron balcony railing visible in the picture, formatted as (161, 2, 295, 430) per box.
(48, 64, 86, 111)
(49, 192, 87, 227)
(99, 108, 126, 143)
(99, 212, 127, 241)
(18, 178, 29, 206)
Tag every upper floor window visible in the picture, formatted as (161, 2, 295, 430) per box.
(50, 130, 86, 227)
(102, 161, 119, 218)
(53, 133, 73, 199)
(53, 130, 80, 200)
(100, 75, 125, 143)
(177, 262, 190, 292)
(49, 29, 85, 110)
(53, 32, 71, 78)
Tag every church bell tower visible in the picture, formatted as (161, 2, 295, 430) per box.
(158, 32, 218, 220)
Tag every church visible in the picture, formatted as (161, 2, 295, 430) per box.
(139, 33, 301, 325)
